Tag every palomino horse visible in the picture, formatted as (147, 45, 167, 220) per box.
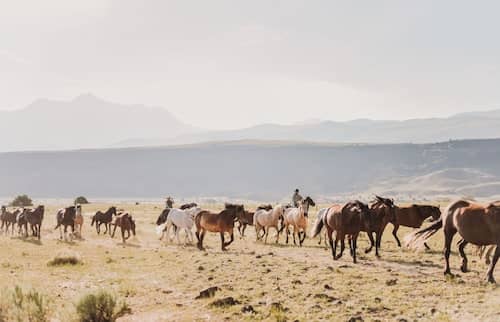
(237, 204, 272, 237)
(312, 201, 372, 263)
(1, 206, 20, 235)
(362, 196, 396, 257)
(25, 205, 44, 240)
(195, 204, 244, 251)
(74, 204, 84, 238)
(55, 206, 76, 240)
(111, 213, 136, 243)
(254, 204, 284, 244)
(157, 207, 202, 244)
(91, 206, 117, 235)
(283, 197, 316, 246)
(391, 204, 441, 249)
(406, 199, 500, 283)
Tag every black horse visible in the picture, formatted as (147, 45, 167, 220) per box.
(26, 205, 45, 240)
(91, 206, 117, 235)
(55, 206, 76, 240)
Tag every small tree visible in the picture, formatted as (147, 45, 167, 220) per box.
(9, 195, 33, 207)
(74, 196, 89, 205)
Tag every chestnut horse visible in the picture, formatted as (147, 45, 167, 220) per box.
(91, 206, 117, 235)
(406, 199, 500, 283)
(111, 213, 136, 243)
(391, 204, 441, 249)
(312, 201, 372, 263)
(195, 203, 244, 251)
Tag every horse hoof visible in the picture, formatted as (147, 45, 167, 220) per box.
(487, 276, 496, 284)
(460, 266, 469, 273)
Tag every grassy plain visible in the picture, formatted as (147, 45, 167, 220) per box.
(0, 202, 498, 321)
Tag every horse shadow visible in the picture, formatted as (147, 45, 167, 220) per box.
(56, 239, 78, 246)
(12, 236, 43, 246)
(382, 257, 442, 269)
(117, 242, 141, 248)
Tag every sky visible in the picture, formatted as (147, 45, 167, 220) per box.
(1, 0, 500, 130)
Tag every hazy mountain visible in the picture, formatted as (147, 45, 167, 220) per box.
(168, 111, 500, 145)
(0, 94, 196, 152)
(1, 139, 500, 200)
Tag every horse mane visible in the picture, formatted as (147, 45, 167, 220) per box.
(257, 204, 273, 211)
(225, 203, 243, 210)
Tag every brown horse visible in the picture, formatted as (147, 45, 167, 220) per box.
(91, 206, 117, 235)
(237, 204, 272, 237)
(111, 213, 136, 243)
(1, 206, 20, 235)
(17, 208, 30, 237)
(362, 196, 396, 257)
(195, 203, 244, 251)
(406, 199, 500, 283)
(25, 205, 44, 240)
(313, 201, 372, 263)
(391, 204, 441, 249)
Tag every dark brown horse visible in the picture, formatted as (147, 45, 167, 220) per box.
(17, 208, 30, 237)
(91, 206, 117, 235)
(112, 213, 136, 243)
(25, 205, 44, 240)
(237, 204, 272, 237)
(195, 204, 244, 251)
(391, 204, 441, 249)
(1, 206, 20, 235)
(313, 201, 372, 263)
(362, 196, 396, 257)
(406, 199, 500, 283)
(55, 206, 76, 240)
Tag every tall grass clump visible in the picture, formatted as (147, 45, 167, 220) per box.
(0, 286, 50, 322)
(47, 250, 83, 267)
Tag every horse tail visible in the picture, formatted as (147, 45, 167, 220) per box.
(404, 219, 442, 249)
(194, 211, 204, 231)
(311, 212, 325, 238)
(91, 215, 96, 226)
(156, 223, 166, 237)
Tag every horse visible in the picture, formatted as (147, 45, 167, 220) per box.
(157, 207, 202, 244)
(91, 207, 117, 235)
(111, 213, 136, 243)
(361, 196, 396, 257)
(312, 201, 372, 263)
(254, 204, 284, 244)
(406, 199, 500, 283)
(180, 203, 198, 210)
(195, 203, 244, 251)
(283, 197, 316, 246)
(73, 204, 84, 238)
(25, 205, 44, 240)
(311, 208, 329, 247)
(1, 206, 20, 235)
(16, 208, 30, 237)
(237, 204, 272, 237)
(55, 206, 76, 240)
(391, 204, 441, 249)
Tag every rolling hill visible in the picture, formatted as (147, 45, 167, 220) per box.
(1, 139, 499, 201)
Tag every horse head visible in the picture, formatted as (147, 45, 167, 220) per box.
(0, 205, 5, 214)
(301, 197, 316, 217)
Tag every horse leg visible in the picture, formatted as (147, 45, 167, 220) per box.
(392, 224, 401, 247)
(111, 223, 118, 238)
(275, 226, 280, 244)
(458, 239, 469, 273)
(241, 223, 247, 237)
(365, 232, 374, 254)
(300, 229, 306, 246)
(374, 231, 381, 258)
(292, 227, 297, 246)
(285, 225, 289, 244)
(96, 222, 100, 234)
(197, 230, 205, 250)
(37, 224, 41, 240)
(424, 242, 431, 250)
(220, 232, 226, 251)
(485, 246, 494, 265)
(264, 227, 269, 244)
(486, 245, 499, 283)
(443, 227, 456, 277)
(335, 234, 345, 260)
(352, 234, 358, 264)
(224, 230, 234, 248)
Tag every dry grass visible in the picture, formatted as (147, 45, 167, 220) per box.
(0, 202, 499, 321)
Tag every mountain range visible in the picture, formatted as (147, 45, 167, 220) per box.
(2, 94, 500, 152)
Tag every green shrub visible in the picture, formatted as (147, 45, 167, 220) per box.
(74, 196, 89, 205)
(76, 290, 131, 322)
(0, 286, 50, 322)
(9, 194, 33, 207)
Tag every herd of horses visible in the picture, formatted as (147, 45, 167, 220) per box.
(1, 197, 499, 284)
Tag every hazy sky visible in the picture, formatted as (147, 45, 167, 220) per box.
(2, 0, 500, 129)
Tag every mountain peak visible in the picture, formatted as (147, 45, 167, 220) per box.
(72, 93, 103, 104)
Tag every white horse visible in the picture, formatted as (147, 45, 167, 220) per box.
(254, 204, 284, 244)
(157, 207, 201, 245)
(311, 207, 329, 247)
(283, 197, 316, 246)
